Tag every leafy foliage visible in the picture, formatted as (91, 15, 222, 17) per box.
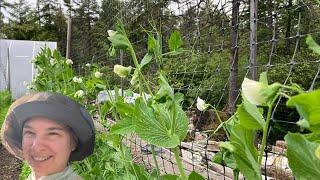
(285, 133, 320, 180)
(0, 90, 12, 139)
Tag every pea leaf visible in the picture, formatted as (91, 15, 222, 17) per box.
(129, 164, 149, 180)
(110, 117, 135, 135)
(155, 74, 174, 100)
(259, 72, 268, 85)
(168, 31, 183, 52)
(188, 171, 204, 180)
(107, 32, 131, 49)
(306, 35, 320, 55)
(225, 122, 262, 180)
(285, 133, 320, 180)
(286, 90, 320, 132)
(148, 35, 156, 53)
(162, 174, 179, 180)
(140, 53, 153, 69)
(237, 98, 265, 130)
(260, 83, 281, 106)
(212, 150, 237, 169)
(133, 98, 188, 148)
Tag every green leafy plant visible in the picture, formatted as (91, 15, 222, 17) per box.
(107, 20, 203, 179)
(0, 90, 12, 141)
(202, 35, 320, 180)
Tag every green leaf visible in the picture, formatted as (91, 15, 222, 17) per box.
(188, 171, 204, 180)
(226, 123, 261, 180)
(259, 83, 281, 106)
(287, 90, 320, 132)
(237, 98, 265, 130)
(96, 83, 106, 89)
(259, 72, 268, 85)
(99, 101, 112, 120)
(148, 35, 156, 53)
(129, 164, 149, 180)
(162, 174, 179, 180)
(212, 150, 237, 169)
(306, 35, 320, 55)
(132, 98, 188, 148)
(155, 74, 174, 100)
(107, 33, 131, 49)
(115, 100, 135, 116)
(168, 31, 183, 52)
(285, 133, 320, 180)
(106, 134, 122, 148)
(110, 117, 135, 135)
(304, 133, 320, 143)
(140, 53, 153, 69)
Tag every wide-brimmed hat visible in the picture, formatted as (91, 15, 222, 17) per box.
(1, 92, 95, 161)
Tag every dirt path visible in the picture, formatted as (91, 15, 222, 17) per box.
(0, 144, 22, 180)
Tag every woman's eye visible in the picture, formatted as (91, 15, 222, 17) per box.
(48, 132, 60, 136)
(23, 131, 34, 136)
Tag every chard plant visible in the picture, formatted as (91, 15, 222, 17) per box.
(201, 35, 320, 180)
(107, 21, 204, 179)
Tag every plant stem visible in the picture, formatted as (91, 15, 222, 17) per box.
(210, 105, 230, 140)
(282, 84, 304, 94)
(171, 100, 176, 135)
(119, 138, 130, 176)
(258, 94, 279, 165)
(151, 145, 161, 178)
(128, 46, 153, 96)
(172, 147, 187, 180)
(233, 169, 239, 180)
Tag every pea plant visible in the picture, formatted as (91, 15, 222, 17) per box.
(107, 21, 204, 179)
(199, 35, 320, 180)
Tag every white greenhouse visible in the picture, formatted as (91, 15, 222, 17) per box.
(0, 39, 57, 99)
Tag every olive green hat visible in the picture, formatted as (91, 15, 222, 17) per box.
(1, 92, 95, 161)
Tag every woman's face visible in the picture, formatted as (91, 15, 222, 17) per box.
(22, 117, 75, 178)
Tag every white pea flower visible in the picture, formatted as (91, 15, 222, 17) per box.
(73, 77, 83, 83)
(77, 77, 83, 83)
(114, 64, 132, 78)
(241, 78, 267, 106)
(66, 59, 73, 65)
(107, 30, 117, 37)
(196, 97, 209, 111)
(94, 71, 103, 78)
(85, 63, 91, 67)
(74, 90, 84, 98)
(50, 58, 55, 65)
(73, 77, 78, 83)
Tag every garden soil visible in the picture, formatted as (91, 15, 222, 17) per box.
(0, 143, 22, 180)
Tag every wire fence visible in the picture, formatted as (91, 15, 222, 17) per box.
(72, 0, 320, 179)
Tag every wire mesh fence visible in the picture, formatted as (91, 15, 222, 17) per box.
(71, 0, 320, 179)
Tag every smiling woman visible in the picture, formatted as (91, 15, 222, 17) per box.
(0, 92, 95, 180)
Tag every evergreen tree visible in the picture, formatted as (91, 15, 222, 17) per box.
(4, 0, 40, 40)
(71, 0, 99, 64)
(0, 0, 12, 38)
